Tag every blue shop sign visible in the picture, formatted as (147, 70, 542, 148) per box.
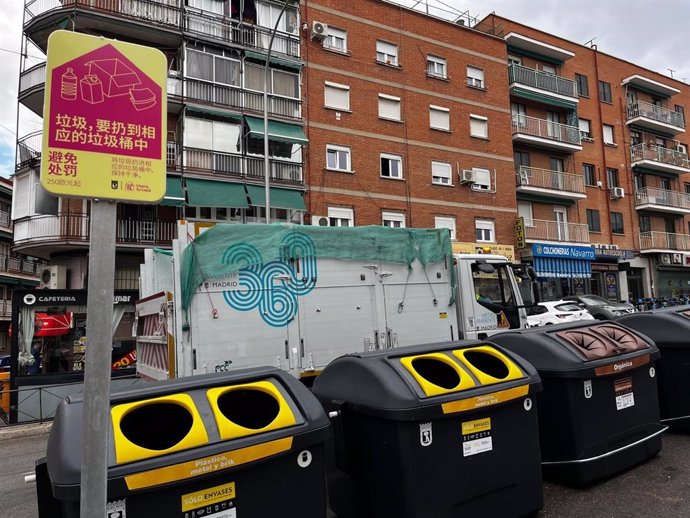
(532, 243, 596, 261)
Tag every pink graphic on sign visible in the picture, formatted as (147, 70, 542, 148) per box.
(49, 44, 162, 160)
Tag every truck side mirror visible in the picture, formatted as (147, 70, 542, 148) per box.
(476, 263, 495, 274)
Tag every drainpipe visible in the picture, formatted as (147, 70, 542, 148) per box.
(592, 46, 614, 244)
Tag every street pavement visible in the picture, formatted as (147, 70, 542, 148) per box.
(3, 425, 690, 517)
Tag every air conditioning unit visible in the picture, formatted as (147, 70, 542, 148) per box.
(310, 215, 330, 226)
(459, 169, 476, 184)
(673, 253, 683, 265)
(39, 265, 67, 289)
(610, 187, 625, 199)
(311, 21, 328, 41)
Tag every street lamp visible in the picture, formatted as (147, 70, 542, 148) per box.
(263, 0, 296, 224)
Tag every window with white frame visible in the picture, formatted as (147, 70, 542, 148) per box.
(603, 124, 615, 145)
(470, 115, 488, 138)
(324, 81, 350, 110)
(431, 161, 452, 185)
(435, 216, 456, 240)
(475, 219, 495, 242)
(376, 40, 398, 66)
(378, 94, 401, 121)
(579, 119, 592, 139)
(471, 167, 491, 191)
(518, 201, 534, 227)
(187, 49, 240, 87)
(467, 66, 485, 88)
(326, 144, 351, 172)
(382, 211, 406, 228)
(328, 207, 354, 227)
(508, 55, 522, 66)
(323, 27, 347, 52)
(244, 64, 299, 99)
(430, 105, 450, 131)
(380, 153, 403, 179)
(678, 143, 688, 155)
(427, 55, 447, 78)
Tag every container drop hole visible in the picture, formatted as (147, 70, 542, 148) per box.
(217, 389, 280, 429)
(120, 403, 193, 450)
(463, 351, 510, 379)
(410, 358, 460, 389)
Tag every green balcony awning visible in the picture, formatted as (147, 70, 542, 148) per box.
(245, 116, 308, 145)
(511, 87, 577, 109)
(245, 184, 305, 210)
(244, 50, 303, 71)
(516, 192, 576, 206)
(0, 275, 39, 286)
(161, 177, 185, 207)
(186, 104, 243, 121)
(185, 178, 248, 208)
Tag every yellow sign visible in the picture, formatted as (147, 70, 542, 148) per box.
(515, 217, 526, 249)
(182, 482, 236, 512)
(41, 31, 166, 202)
(452, 242, 516, 262)
(462, 417, 492, 436)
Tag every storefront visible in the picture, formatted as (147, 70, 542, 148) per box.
(655, 253, 690, 299)
(589, 247, 637, 302)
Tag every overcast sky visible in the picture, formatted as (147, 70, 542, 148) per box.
(0, 0, 688, 178)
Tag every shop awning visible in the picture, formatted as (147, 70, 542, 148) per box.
(185, 178, 248, 208)
(161, 177, 185, 207)
(534, 257, 592, 278)
(245, 116, 308, 145)
(245, 184, 305, 210)
(244, 50, 303, 71)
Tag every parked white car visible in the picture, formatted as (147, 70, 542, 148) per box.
(527, 300, 595, 327)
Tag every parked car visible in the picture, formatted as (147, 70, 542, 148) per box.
(0, 355, 10, 372)
(526, 300, 595, 327)
(563, 294, 637, 320)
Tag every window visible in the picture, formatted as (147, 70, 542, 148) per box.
(324, 81, 350, 110)
(429, 105, 450, 131)
(631, 130, 642, 146)
(582, 163, 596, 186)
(376, 40, 398, 66)
(470, 115, 488, 138)
(586, 209, 601, 232)
(471, 167, 491, 191)
(575, 74, 589, 97)
(326, 145, 351, 172)
(508, 55, 522, 66)
(511, 103, 526, 126)
(328, 207, 354, 227)
(685, 183, 690, 195)
(607, 168, 619, 188)
(431, 161, 452, 185)
(380, 153, 403, 179)
(187, 49, 240, 87)
(382, 211, 406, 228)
(599, 81, 612, 103)
(678, 143, 688, 155)
(378, 94, 401, 121)
(467, 66, 484, 88)
(435, 216, 456, 240)
(676, 105, 686, 124)
(256, 3, 298, 34)
(427, 55, 447, 78)
(323, 27, 347, 52)
(634, 174, 645, 190)
(185, 117, 241, 154)
(602, 124, 615, 145)
(639, 215, 651, 233)
(579, 119, 592, 139)
(518, 201, 533, 226)
(610, 212, 624, 234)
(475, 219, 495, 242)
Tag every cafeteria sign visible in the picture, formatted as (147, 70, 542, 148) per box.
(41, 31, 166, 202)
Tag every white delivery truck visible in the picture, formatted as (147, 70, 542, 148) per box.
(135, 223, 532, 381)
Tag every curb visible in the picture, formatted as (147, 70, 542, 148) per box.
(0, 421, 52, 440)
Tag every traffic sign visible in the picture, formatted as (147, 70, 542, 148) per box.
(41, 31, 166, 202)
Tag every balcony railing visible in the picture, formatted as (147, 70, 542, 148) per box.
(524, 219, 590, 244)
(16, 131, 42, 170)
(0, 210, 12, 233)
(627, 100, 685, 129)
(635, 187, 690, 211)
(183, 147, 303, 183)
(13, 213, 176, 247)
(246, 155, 303, 183)
(639, 231, 690, 252)
(630, 143, 690, 170)
(512, 115, 582, 146)
(18, 62, 46, 95)
(25, 0, 181, 30)
(508, 64, 577, 98)
(0, 255, 46, 276)
(516, 166, 585, 195)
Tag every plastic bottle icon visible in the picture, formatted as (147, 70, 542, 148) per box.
(61, 67, 77, 101)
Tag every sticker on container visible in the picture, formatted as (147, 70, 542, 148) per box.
(461, 417, 493, 457)
(107, 499, 126, 518)
(583, 379, 593, 399)
(419, 422, 433, 447)
(297, 450, 313, 468)
(614, 377, 635, 410)
(181, 482, 236, 518)
(438, 312, 448, 320)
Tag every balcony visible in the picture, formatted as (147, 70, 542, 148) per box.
(17, 62, 46, 117)
(508, 64, 578, 106)
(524, 219, 590, 244)
(16, 131, 42, 172)
(24, 0, 183, 51)
(512, 115, 582, 153)
(0, 255, 46, 277)
(515, 166, 586, 201)
(630, 143, 690, 175)
(626, 101, 685, 135)
(635, 188, 690, 215)
(13, 212, 177, 257)
(639, 231, 690, 253)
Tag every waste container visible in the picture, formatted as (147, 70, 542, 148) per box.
(312, 341, 543, 518)
(491, 320, 665, 485)
(618, 307, 690, 432)
(35, 367, 330, 518)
